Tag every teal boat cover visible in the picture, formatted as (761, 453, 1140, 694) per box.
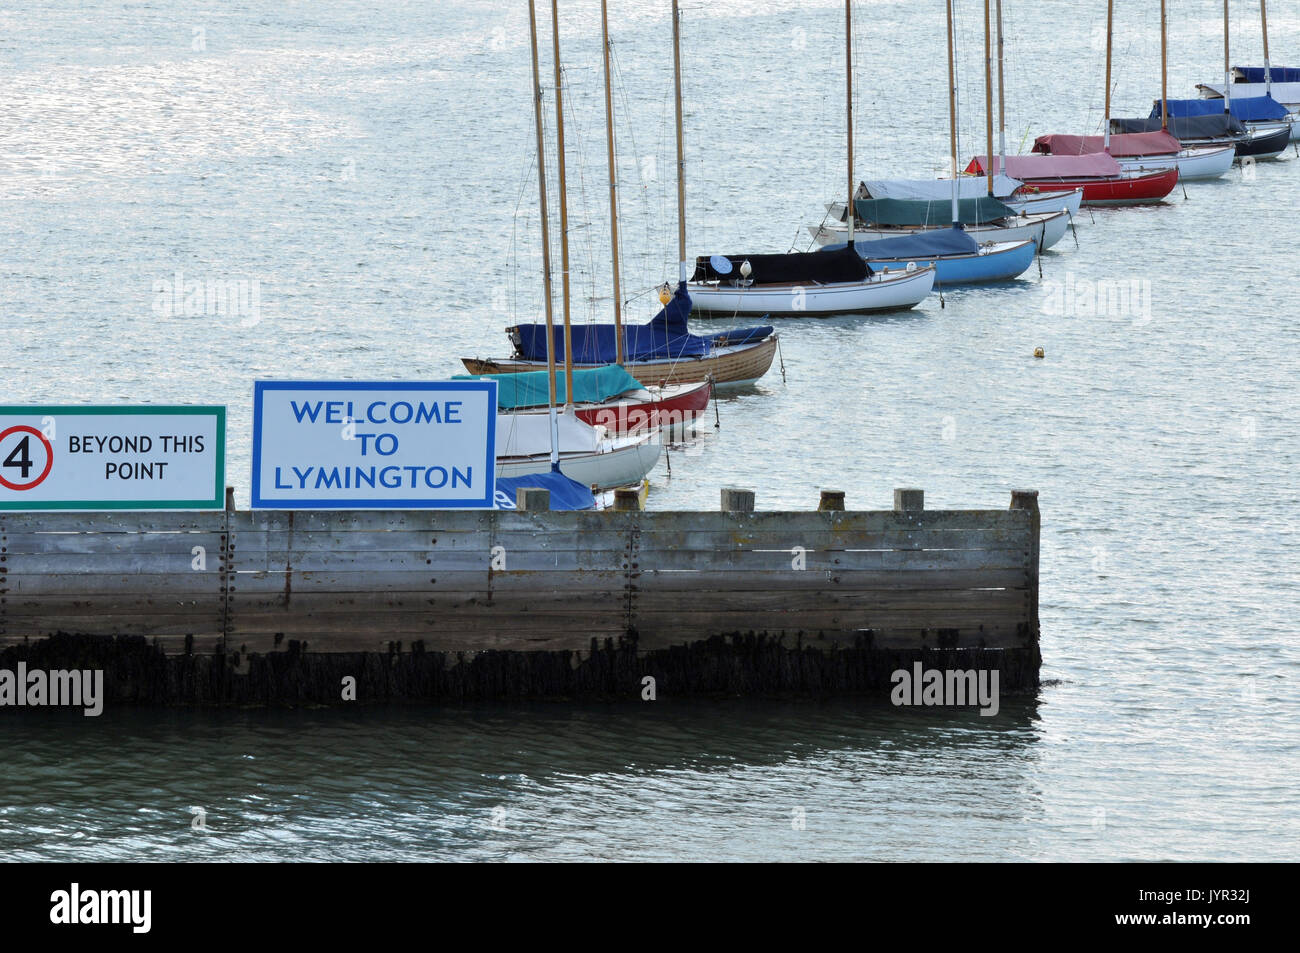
(854, 197, 1015, 226)
(457, 364, 642, 409)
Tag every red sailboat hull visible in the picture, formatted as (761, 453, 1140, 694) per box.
(574, 379, 712, 435)
(1019, 167, 1180, 206)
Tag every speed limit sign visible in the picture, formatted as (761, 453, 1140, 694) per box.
(0, 406, 225, 511)
(0, 425, 55, 491)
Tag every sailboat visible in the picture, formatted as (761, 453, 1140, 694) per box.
(1200, 0, 1300, 139)
(491, 0, 659, 498)
(827, 177, 1083, 220)
(464, 0, 778, 385)
(465, 0, 710, 429)
(807, 0, 1036, 286)
(687, 0, 936, 316)
(470, 364, 711, 435)
(816, 0, 1082, 233)
(1023, 0, 1182, 204)
(811, 196, 1070, 250)
(1037, 0, 1232, 181)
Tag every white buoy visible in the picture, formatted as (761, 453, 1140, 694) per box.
(740, 259, 752, 278)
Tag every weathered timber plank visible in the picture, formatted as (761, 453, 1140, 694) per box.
(635, 547, 1028, 572)
(633, 526, 1031, 552)
(633, 587, 1027, 612)
(3, 573, 225, 596)
(629, 568, 1029, 591)
(634, 509, 1030, 533)
(2, 554, 229, 575)
(1, 532, 227, 555)
(630, 623, 1028, 651)
(1, 514, 225, 533)
(0, 611, 222, 635)
(629, 606, 1028, 629)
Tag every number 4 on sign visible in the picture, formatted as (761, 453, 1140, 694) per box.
(4, 435, 32, 479)
(0, 426, 53, 491)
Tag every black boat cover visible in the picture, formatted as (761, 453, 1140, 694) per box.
(691, 245, 870, 284)
(1110, 114, 1246, 139)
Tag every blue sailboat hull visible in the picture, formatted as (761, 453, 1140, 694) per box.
(822, 238, 1037, 285)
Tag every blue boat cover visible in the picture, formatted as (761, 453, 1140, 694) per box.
(494, 469, 596, 511)
(1154, 95, 1290, 121)
(457, 364, 642, 409)
(820, 227, 979, 259)
(1233, 66, 1300, 83)
(511, 282, 772, 363)
(854, 197, 1015, 226)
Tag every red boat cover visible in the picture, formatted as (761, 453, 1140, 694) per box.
(1031, 131, 1182, 157)
(965, 152, 1123, 179)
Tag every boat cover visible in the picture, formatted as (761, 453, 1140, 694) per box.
(495, 469, 595, 510)
(860, 174, 1022, 200)
(511, 282, 772, 363)
(1032, 131, 1181, 157)
(691, 244, 869, 283)
(1198, 81, 1300, 104)
(496, 411, 600, 458)
(457, 364, 642, 410)
(1232, 67, 1300, 83)
(820, 226, 980, 259)
(966, 152, 1123, 178)
(854, 196, 1015, 226)
(1157, 95, 1291, 121)
(1110, 114, 1246, 139)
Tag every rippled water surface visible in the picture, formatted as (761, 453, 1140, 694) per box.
(1, 0, 1297, 861)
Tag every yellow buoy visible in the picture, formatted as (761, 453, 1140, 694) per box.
(658, 284, 672, 306)
(1033, 346, 1045, 359)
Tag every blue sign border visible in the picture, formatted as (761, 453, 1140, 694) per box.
(251, 381, 498, 510)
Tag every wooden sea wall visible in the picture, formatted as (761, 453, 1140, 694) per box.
(0, 487, 1041, 704)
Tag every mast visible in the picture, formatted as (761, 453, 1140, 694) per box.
(1161, 0, 1169, 131)
(996, 0, 1006, 177)
(600, 0, 624, 365)
(1262, 0, 1272, 95)
(1224, 0, 1233, 115)
(946, 0, 960, 227)
(527, 0, 560, 466)
(672, 0, 687, 283)
(984, 0, 994, 197)
(551, 0, 574, 410)
(1103, 0, 1114, 151)
(846, 0, 855, 248)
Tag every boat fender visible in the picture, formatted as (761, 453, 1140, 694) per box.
(906, 261, 917, 272)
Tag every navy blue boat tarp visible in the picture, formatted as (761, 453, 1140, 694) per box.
(494, 469, 596, 511)
(820, 226, 979, 259)
(1111, 114, 1246, 139)
(511, 281, 772, 363)
(456, 364, 642, 409)
(1154, 95, 1290, 121)
(1233, 66, 1300, 83)
(854, 196, 1015, 226)
(690, 245, 869, 284)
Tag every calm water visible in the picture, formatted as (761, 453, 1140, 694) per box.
(1, 0, 1297, 861)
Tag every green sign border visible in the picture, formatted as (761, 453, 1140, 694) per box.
(0, 405, 226, 511)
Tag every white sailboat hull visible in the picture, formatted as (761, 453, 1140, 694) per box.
(810, 210, 1068, 251)
(1115, 144, 1236, 181)
(1005, 188, 1084, 218)
(687, 266, 935, 316)
(496, 432, 661, 491)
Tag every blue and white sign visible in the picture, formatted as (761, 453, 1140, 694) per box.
(252, 381, 497, 509)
